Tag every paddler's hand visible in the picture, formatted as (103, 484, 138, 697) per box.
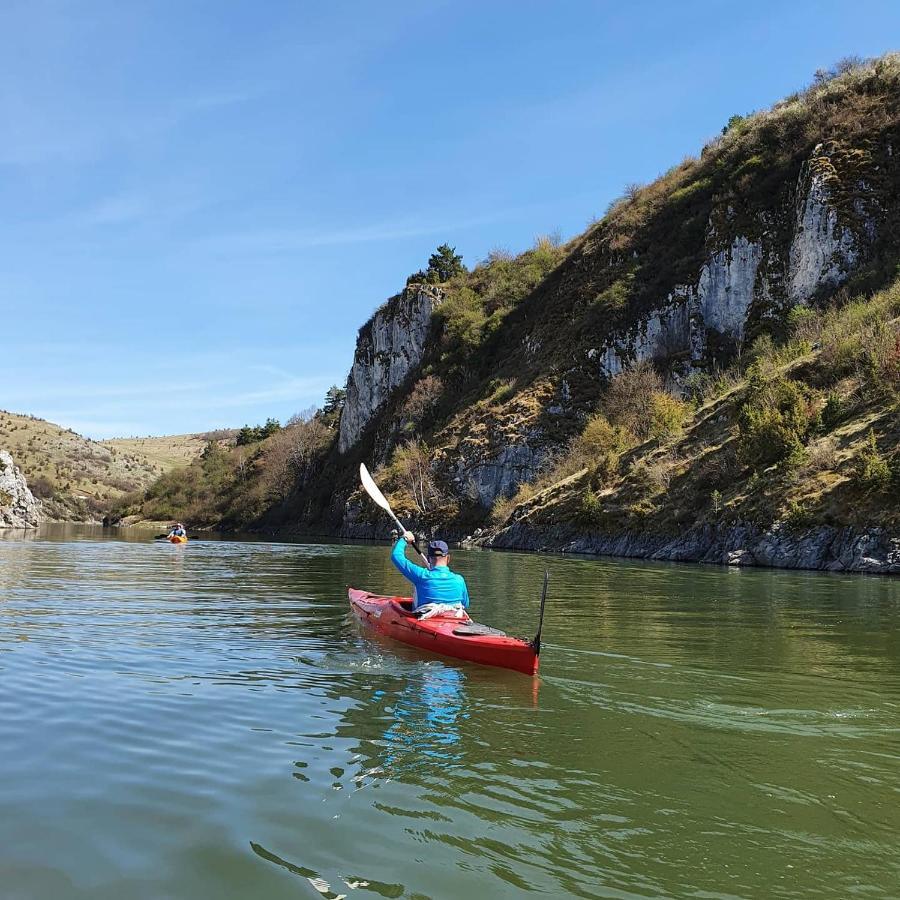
(402, 530, 416, 543)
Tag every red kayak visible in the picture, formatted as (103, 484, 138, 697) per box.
(348, 588, 541, 676)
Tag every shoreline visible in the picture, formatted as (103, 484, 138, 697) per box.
(468, 520, 900, 576)
(99, 516, 900, 576)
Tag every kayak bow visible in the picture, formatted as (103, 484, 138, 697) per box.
(349, 588, 539, 675)
(168, 535, 188, 544)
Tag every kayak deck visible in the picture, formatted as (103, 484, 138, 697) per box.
(348, 588, 539, 675)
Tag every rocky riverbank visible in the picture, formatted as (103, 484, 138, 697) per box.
(469, 520, 900, 575)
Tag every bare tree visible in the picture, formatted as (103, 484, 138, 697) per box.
(393, 442, 439, 515)
(262, 418, 331, 500)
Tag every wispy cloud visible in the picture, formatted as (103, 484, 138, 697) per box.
(192, 209, 521, 255)
(66, 184, 209, 230)
(0, 83, 264, 169)
(21, 363, 340, 438)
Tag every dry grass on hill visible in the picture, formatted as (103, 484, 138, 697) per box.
(103, 432, 233, 472)
(0, 412, 226, 518)
(493, 279, 900, 536)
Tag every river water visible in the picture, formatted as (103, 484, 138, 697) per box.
(1, 525, 898, 899)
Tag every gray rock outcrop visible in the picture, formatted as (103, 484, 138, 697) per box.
(449, 440, 546, 508)
(0, 450, 41, 528)
(788, 148, 865, 304)
(339, 284, 444, 453)
(474, 520, 900, 575)
(588, 144, 875, 379)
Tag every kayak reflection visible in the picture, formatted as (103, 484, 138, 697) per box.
(377, 665, 468, 771)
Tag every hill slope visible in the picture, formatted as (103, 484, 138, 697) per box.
(0, 412, 214, 520)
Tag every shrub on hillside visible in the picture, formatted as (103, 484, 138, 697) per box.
(820, 391, 845, 430)
(545, 414, 634, 483)
(603, 364, 663, 436)
(738, 372, 819, 469)
(602, 364, 688, 443)
(407, 244, 466, 286)
(647, 392, 691, 442)
(787, 305, 822, 344)
(236, 418, 281, 446)
(491, 482, 535, 525)
(400, 375, 445, 433)
(259, 417, 332, 501)
(319, 386, 347, 428)
(28, 474, 56, 499)
(577, 489, 605, 528)
(862, 322, 900, 394)
(852, 429, 891, 493)
(383, 442, 442, 517)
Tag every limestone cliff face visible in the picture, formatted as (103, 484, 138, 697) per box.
(338, 285, 443, 453)
(0, 450, 41, 528)
(317, 63, 899, 535)
(590, 143, 875, 379)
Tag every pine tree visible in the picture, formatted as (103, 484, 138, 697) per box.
(426, 244, 465, 283)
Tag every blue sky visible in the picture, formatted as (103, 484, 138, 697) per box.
(2, 0, 898, 438)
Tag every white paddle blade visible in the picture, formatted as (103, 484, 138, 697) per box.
(359, 463, 393, 513)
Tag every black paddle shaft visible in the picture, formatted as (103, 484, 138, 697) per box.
(531, 571, 550, 655)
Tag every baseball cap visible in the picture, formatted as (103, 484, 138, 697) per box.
(427, 540, 449, 557)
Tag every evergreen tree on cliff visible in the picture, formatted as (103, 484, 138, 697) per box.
(407, 244, 466, 285)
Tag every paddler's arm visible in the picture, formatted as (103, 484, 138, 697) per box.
(460, 581, 470, 609)
(391, 536, 429, 581)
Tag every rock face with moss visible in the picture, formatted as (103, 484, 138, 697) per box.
(0, 450, 41, 528)
(339, 285, 443, 453)
(593, 142, 878, 381)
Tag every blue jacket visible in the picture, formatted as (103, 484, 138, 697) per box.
(391, 539, 470, 610)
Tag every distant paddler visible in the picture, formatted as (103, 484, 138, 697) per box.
(166, 522, 188, 543)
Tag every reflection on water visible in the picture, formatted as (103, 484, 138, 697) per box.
(379, 666, 467, 769)
(0, 525, 898, 898)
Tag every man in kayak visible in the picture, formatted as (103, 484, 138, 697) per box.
(168, 522, 187, 538)
(392, 530, 470, 617)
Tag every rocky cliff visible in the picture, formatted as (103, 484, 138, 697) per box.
(473, 520, 900, 575)
(591, 143, 878, 381)
(0, 450, 41, 528)
(339, 285, 443, 453)
(328, 57, 899, 531)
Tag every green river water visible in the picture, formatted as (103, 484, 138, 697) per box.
(1, 525, 898, 899)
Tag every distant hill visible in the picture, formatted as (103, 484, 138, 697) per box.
(104, 431, 236, 472)
(0, 411, 230, 520)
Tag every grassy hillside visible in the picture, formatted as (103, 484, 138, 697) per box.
(490, 277, 900, 538)
(104, 432, 234, 472)
(0, 412, 216, 520)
